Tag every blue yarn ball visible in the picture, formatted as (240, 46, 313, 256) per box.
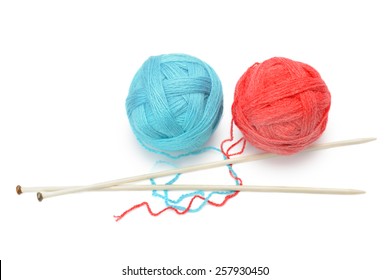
(126, 54, 223, 153)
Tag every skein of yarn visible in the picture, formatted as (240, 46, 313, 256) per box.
(232, 57, 331, 155)
(126, 54, 223, 153)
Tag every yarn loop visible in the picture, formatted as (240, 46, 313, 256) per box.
(126, 54, 223, 152)
(232, 57, 331, 155)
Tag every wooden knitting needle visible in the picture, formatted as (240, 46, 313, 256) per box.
(16, 184, 365, 196)
(34, 137, 375, 201)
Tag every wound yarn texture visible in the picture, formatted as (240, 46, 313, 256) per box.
(232, 57, 331, 155)
(126, 54, 223, 153)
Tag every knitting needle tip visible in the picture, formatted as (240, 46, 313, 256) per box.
(361, 137, 377, 143)
(349, 189, 366, 195)
(16, 185, 22, 195)
(37, 192, 43, 202)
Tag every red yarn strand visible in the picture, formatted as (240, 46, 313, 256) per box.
(114, 191, 240, 221)
(220, 119, 247, 158)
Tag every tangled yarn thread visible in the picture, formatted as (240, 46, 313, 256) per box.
(126, 53, 223, 153)
(232, 57, 331, 155)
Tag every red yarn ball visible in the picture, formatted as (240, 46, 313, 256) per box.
(232, 57, 331, 155)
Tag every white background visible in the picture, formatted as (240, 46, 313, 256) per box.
(1, 1, 389, 279)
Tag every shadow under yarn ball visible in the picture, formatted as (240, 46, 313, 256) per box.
(232, 57, 331, 155)
(126, 54, 223, 153)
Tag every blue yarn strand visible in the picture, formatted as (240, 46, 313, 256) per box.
(149, 147, 240, 213)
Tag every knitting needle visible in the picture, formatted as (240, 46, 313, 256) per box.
(35, 137, 375, 201)
(15, 184, 365, 196)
